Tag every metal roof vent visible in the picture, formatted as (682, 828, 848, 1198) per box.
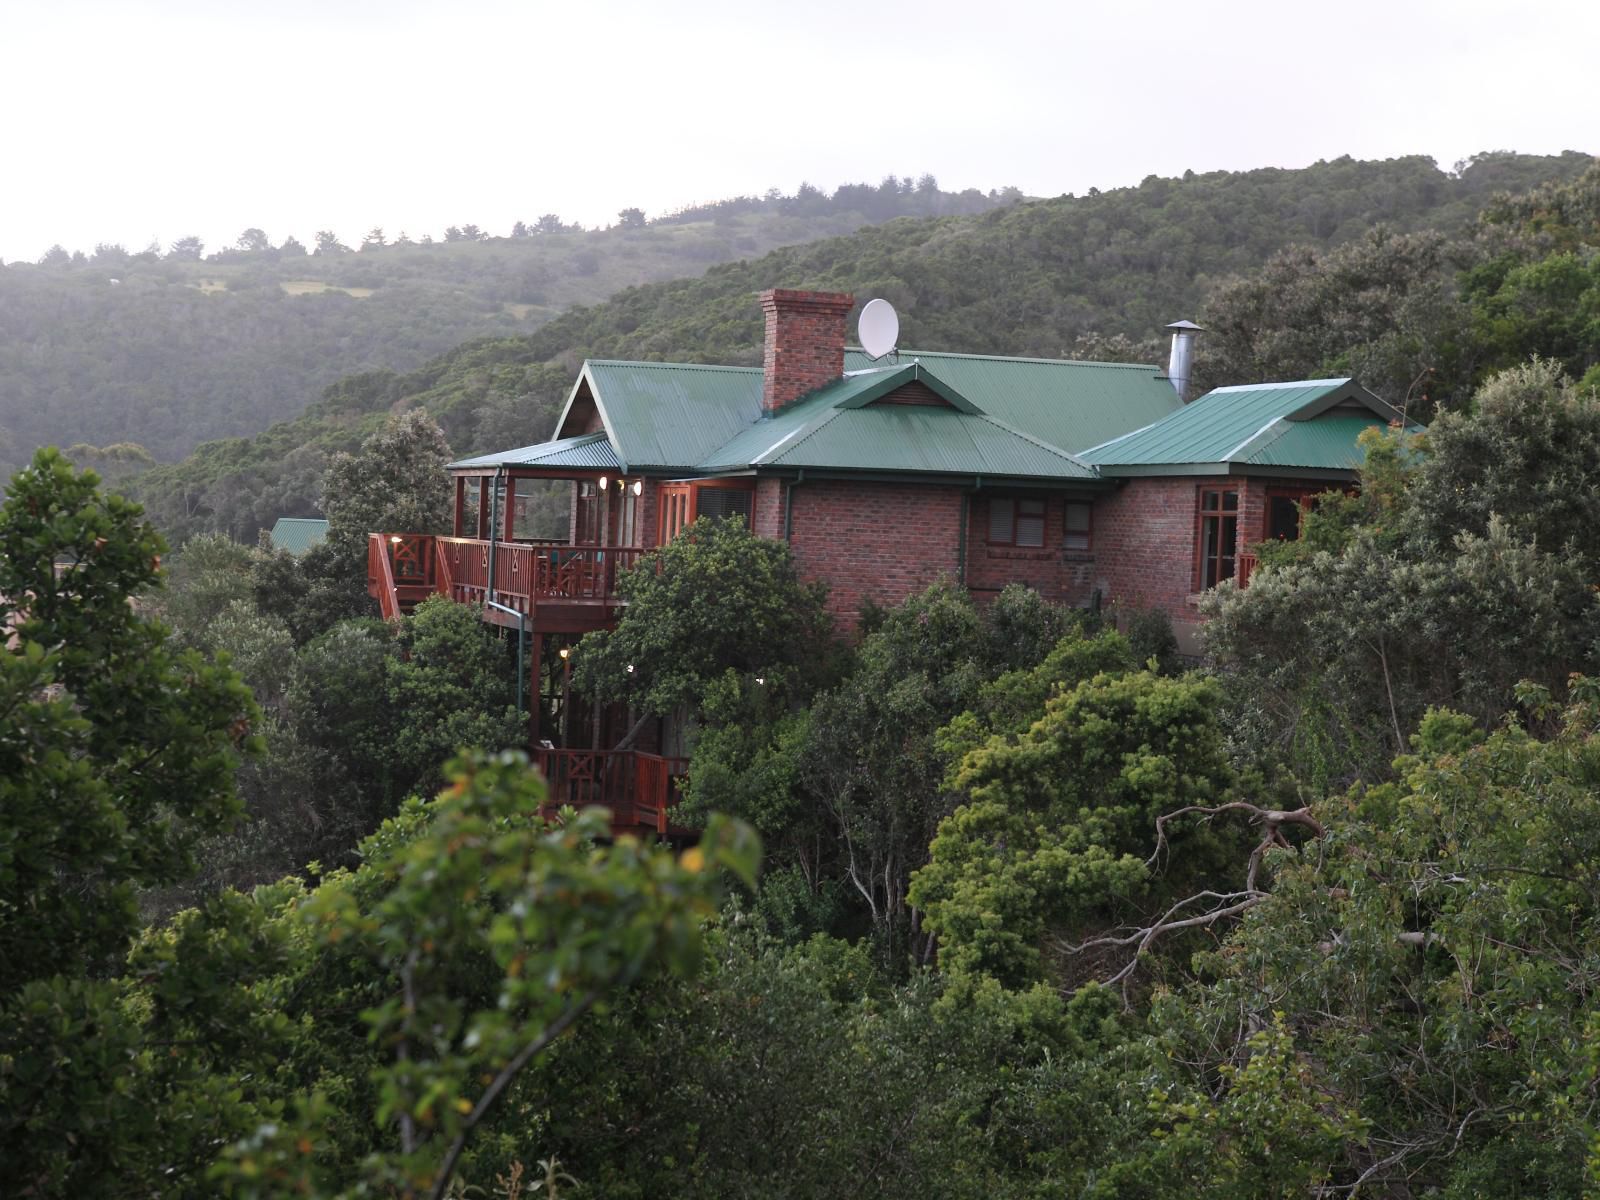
(1164, 320, 1204, 403)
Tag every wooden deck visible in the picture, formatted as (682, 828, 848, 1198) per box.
(368, 533, 642, 631)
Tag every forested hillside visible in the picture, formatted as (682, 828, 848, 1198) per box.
(0, 177, 1013, 473)
(11, 356, 1600, 1194)
(131, 151, 1595, 542)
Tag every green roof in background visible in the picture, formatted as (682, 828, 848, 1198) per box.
(268, 517, 329, 555)
(450, 432, 621, 471)
(1080, 379, 1405, 473)
(699, 364, 1097, 480)
(844, 350, 1183, 452)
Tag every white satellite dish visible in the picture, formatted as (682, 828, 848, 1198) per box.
(858, 298, 900, 360)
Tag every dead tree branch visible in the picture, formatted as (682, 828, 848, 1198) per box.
(1050, 801, 1329, 990)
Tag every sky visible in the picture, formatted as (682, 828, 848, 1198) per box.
(2, 0, 1595, 263)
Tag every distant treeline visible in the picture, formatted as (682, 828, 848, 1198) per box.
(0, 176, 1018, 477)
(17, 174, 1018, 266)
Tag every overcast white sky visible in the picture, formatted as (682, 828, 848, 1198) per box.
(2, 0, 1594, 263)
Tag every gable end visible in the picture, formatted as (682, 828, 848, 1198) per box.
(868, 381, 956, 409)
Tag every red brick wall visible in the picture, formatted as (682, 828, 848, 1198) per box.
(760, 289, 855, 413)
(786, 479, 964, 630)
(965, 493, 1099, 607)
(1094, 476, 1294, 636)
(1096, 478, 1210, 620)
(752, 477, 786, 540)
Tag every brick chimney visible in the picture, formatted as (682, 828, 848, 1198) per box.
(760, 288, 855, 414)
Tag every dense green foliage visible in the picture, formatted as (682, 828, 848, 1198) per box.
(130, 152, 1592, 542)
(1206, 359, 1600, 788)
(12, 152, 1600, 1197)
(0, 450, 259, 981)
(1199, 162, 1600, 419)
(572, 517, 835, 721)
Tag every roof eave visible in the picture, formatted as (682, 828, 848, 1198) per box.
(1093, 461, 1361, 480)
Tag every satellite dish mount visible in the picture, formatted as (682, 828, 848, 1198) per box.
(858, 298, 900, 361)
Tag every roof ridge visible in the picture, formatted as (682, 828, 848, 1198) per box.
(853, 347, 1162, 370)
(1077, 419, 1161, 457)
(1220, 417, 1291, 462)
(1205, 378, 1350, 393)
(757, 408, 846, 464)
(973, 412, 1090, 468)
(586, 359, 762, 374)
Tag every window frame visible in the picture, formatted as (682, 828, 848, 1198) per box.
(1062, 500, 1093, 552)
(1263, 485, 1344, 543)
(1194, 486, 1241, 591)
(987, 496, 1047, 549)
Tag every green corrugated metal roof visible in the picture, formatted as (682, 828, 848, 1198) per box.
(1079, 379, 1403, 472)
(476, 350, 1397, 485)
(578, 361, 763, 470)
(449, 432, 621, 471)
(1242, 414, 1392, 470)
(844, 350, 1182, 452)
(698, 364, 1096, 479)
(759, 409, 1096, 478)
(268, 517, 328, 555)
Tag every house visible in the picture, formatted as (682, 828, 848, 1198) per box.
(367, 288, 1411, 832)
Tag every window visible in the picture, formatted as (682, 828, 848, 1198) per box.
(1197, 488, 1239, 589)
(1063, 501, 1092, 551)
(1264, 486, 1336, 543)
(575, 481, 599, 544)
(616, 484, 639, 547)
(658, 483, 752, 543)
(697, 487, 753, 526)
(988, 497, 1045, 547)
(461, 478, 481, 538)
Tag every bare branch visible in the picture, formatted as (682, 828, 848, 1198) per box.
(1057, 890, 1267, 987)
(1147, 801, 1324, 874)
(1053, 800, 1333, 990)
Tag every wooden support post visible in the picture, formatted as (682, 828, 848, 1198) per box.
(528, 631, 542, 747)
(503, 476, 518, 542)
(453, 476, 464, 537)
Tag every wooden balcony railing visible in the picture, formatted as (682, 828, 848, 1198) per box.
(367, 533, 644, 622)
(367, 533, 403, 621)
(535, 748, 689, 834)
(434, 537, 643, 615)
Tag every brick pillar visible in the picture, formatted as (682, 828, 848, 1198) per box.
(759, 288, 855, 414)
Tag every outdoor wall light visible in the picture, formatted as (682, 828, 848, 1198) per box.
(631, 480, 643, 496)
(625, 663, 635, 674)
(558, 647, 570, 660)
(389, 535, 402, 544)
(599, 475, 609, 489)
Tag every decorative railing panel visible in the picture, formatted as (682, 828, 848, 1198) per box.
(435, 537, 640, 608)
(535, 748, 688, 834)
